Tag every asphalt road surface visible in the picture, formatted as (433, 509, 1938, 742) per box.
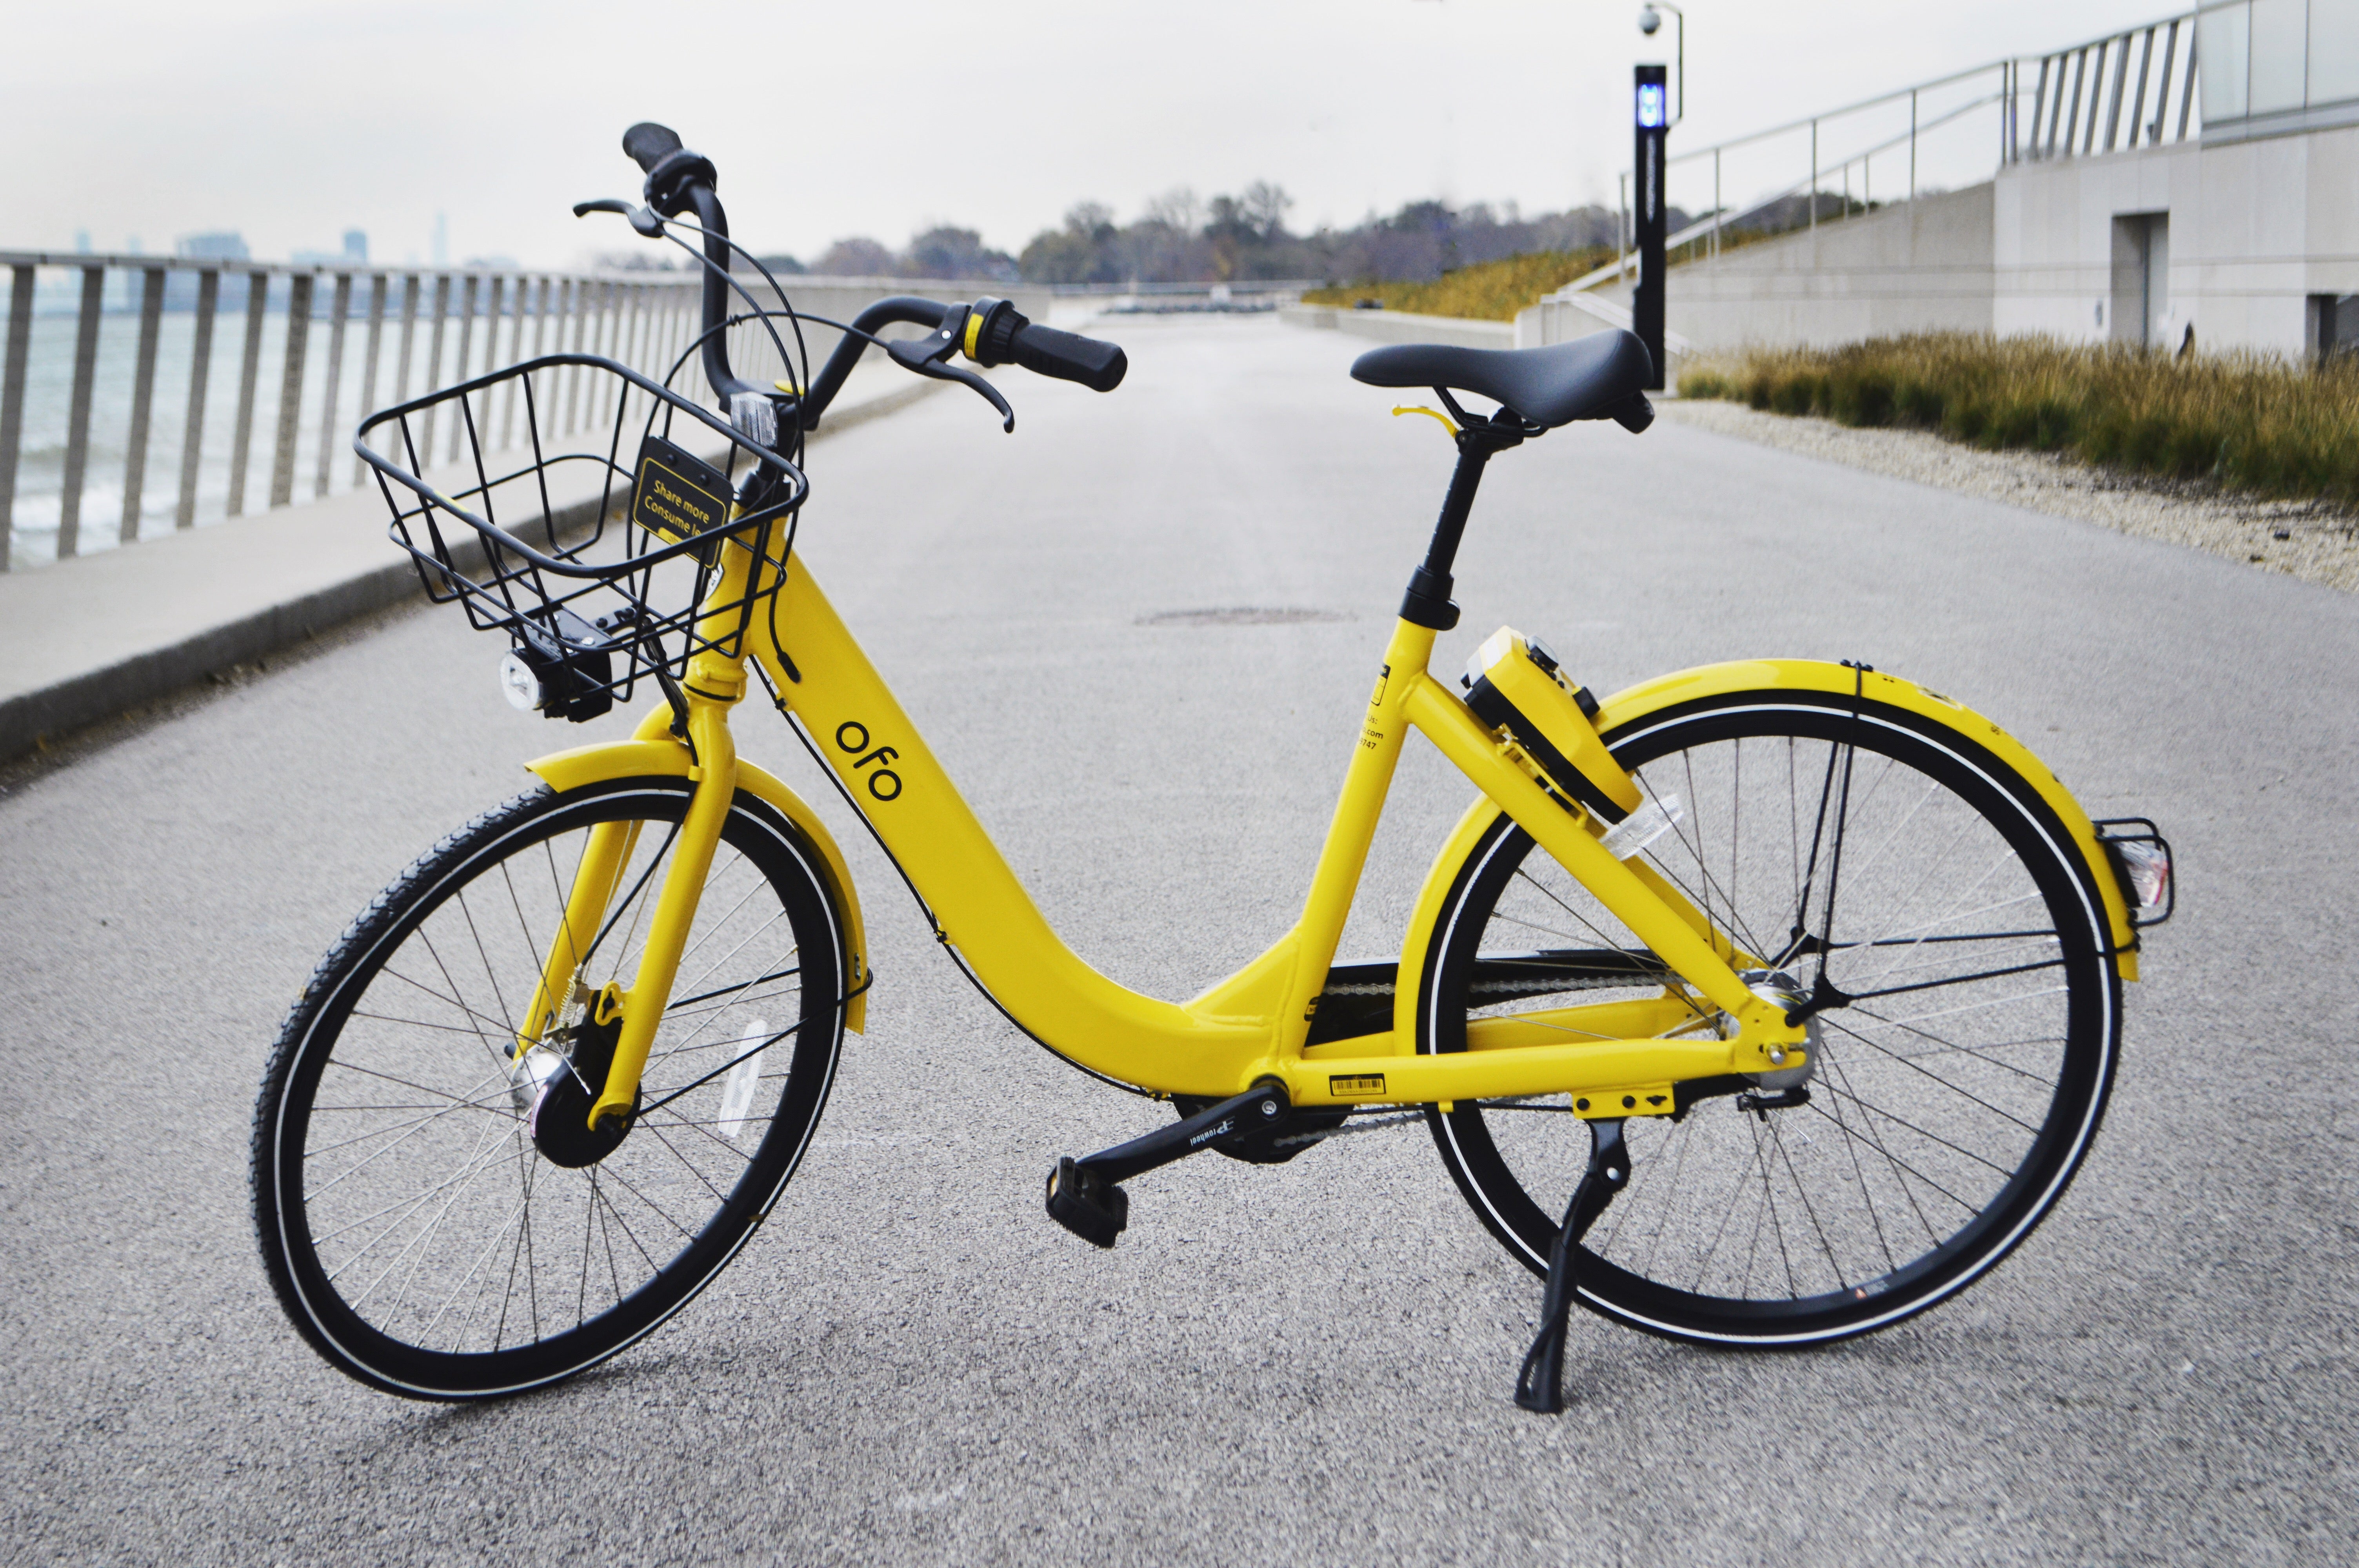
(4, 315, 2353, 1566)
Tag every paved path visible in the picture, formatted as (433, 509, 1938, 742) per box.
(3, 315, 2353, 1565)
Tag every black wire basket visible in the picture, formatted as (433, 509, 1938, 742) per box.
(354, 353, 807, 723)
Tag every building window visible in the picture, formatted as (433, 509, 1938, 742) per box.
(2314, 0, 2359, 106)
(2201, 2, 2254, 122)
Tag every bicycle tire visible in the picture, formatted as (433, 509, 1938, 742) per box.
(1419, 688, 2120, 1347)
(253, 777, 849, 1399)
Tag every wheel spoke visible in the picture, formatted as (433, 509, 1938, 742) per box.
(262, 785, 842, 1390)
(1433, 697, 2109, 1339)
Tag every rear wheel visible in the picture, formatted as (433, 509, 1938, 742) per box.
(253, 777, 849, 1399)
(1420, 690, 2119, 1347)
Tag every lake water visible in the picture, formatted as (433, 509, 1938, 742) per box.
(4, 283, 696, 570)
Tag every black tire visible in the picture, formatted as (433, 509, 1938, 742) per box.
(253, 777, 849, 1399)
(1420, 690, 2120, 1347)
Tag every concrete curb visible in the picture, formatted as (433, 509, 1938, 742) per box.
(1277, 304, 1514, 350)
(0, 374, 943, 764)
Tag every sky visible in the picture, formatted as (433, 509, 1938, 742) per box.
(7, 0, 2181, 268)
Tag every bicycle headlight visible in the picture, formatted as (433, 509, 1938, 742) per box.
(498, 650, 546, 711)
(498, 607, 620, 723)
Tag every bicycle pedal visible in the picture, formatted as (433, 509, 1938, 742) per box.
(1045, 1155, 1129, 1249)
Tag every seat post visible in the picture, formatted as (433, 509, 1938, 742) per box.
(1401, 419, 1522, 630)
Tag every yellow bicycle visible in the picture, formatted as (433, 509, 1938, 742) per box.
(252, 125, 2174, 1411)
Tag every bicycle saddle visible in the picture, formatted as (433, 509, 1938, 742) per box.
(1349, 328, 1654, 431)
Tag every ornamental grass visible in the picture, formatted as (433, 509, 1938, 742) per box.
(1301, 247, 1617, 323)
(1679, 332, 2359, 507)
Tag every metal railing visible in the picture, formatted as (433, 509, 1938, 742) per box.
(1585, 11, 2202, 294)
(0, 253, 705, 572)
(2019, 16, 2200, 161)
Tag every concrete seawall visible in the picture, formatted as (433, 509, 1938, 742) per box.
(1278, 304, 1513, 350)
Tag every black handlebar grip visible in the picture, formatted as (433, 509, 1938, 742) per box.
(1009, 322, 1127, 393)
(622, 123, 684, 174)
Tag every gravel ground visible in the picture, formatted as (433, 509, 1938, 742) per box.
(1661, 397, 2359, 593)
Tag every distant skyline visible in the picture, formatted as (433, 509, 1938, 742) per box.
(11, 0, 2179, 269)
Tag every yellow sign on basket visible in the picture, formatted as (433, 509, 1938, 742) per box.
(632, 436, 731, 553)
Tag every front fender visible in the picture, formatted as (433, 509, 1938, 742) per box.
(524, 735, 871, 1033)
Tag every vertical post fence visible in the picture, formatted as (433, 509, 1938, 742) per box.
(120, 267, 165, 543)
(177, 270, 219, 530)
(226, 272, 269, 518)
(268, 271, 313, 509)
(0, 250, 987, 568)
(418, 274, 451, 464)
(316, 273, 351, 499)
(352, 276, 386, 487)
(446, 273, 476, 463)
(0, 265, 32, 571)
(56, 266, 104, 559)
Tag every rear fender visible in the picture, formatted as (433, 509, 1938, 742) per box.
(1389, 658, 2138, 1052)
(1590, 660, 2137, 976)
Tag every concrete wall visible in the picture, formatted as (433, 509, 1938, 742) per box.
(1518, 122, 2359, 364)
(1512, 291, 1696, 381)
(1567, 185, 1998, 354)
(1993, 124, 2359, 354)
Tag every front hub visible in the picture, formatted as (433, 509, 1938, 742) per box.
(527, 1005, 639, 1168)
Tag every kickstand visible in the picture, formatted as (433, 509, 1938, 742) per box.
(1514, 1118, 1629, 1414)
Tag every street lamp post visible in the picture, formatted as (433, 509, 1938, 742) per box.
(1631, 3, 1682, 391)
(1637, 2, 1683, 125)
(1632, 63, 1670, 390)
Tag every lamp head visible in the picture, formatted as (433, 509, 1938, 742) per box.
(1638, 5, 1661, 34)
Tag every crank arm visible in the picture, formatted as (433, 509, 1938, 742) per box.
(1044, 1082, 1291, 1250)
(1081, 1081, 1290, 1184)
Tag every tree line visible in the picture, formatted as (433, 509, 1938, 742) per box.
(665, 186, 1687, 287)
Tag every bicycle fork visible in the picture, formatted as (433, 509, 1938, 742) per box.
(512, 533, 763, 1135)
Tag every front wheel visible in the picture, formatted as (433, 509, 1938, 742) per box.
(1419, 689, 2121, 1347)
(253, 777, 850, 1399)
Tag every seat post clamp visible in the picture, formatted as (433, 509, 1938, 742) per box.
(1400, 565, 1460, 631)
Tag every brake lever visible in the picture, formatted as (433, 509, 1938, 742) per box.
(572, 198, 665, 238)
(886, 324, 1016, 432)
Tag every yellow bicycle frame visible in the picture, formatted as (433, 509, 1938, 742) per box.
(514, 521, 2138, 1132)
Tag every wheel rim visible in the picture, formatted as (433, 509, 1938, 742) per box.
(1428, 699, 2114, 1342)
(265, 784, 840, 1392)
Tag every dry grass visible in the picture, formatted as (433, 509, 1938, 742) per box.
(1301, 248, 1617, 323)
(1680, 333, 2359, 507)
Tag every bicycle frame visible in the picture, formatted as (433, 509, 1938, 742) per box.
(512, 523, 1823, 1132)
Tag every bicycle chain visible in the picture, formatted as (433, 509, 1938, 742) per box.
(1271, 1109, 1428, 1148)
(1270, 1096, 1565, 1149)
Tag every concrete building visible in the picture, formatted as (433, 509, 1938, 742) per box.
(1537, 3, 2359, 362)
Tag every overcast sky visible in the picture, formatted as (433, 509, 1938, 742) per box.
(9, 0, 2177, 267)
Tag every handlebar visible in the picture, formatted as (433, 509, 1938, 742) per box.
(973, 310, 1128, 393)
(607, 123, 1127, 430)
(622, 122, 682, 172)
